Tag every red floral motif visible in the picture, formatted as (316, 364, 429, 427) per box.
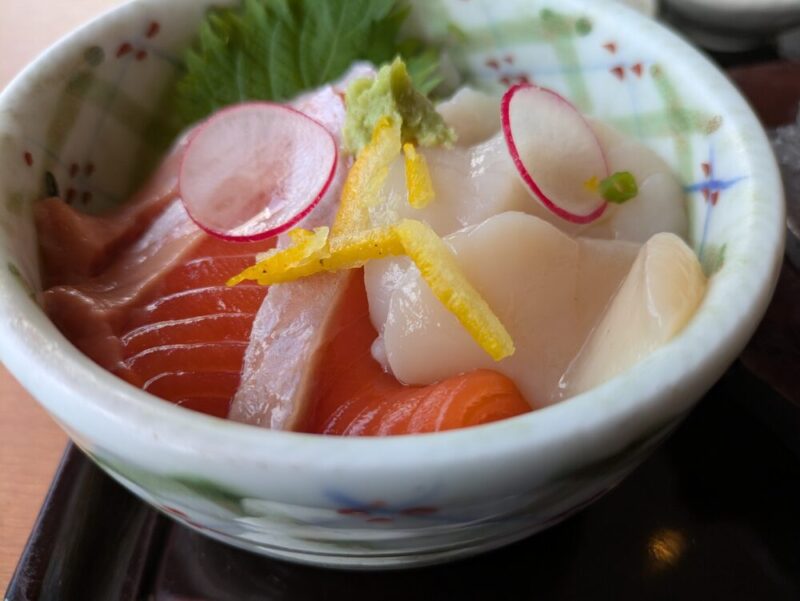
(700, 162, 715, 203)
(64, 160, 96, 205)
(499, 73, 532, 87)
(399, 506, 438, 516)
(485, 53, 529, 87)
(116, 21, 161, 62)
(160, 504, 225, 534)
(146, 21, 161, 39)
(336, 501, 439, 523)
(602, 42, 647, 81)
(509, 74, 531, 85)
(337, 508, 370, 516)
(687, 154, 745, 211)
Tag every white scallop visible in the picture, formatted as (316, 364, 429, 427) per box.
(370, 212, 640, 405)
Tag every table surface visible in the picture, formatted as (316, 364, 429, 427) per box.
(0, 0, 122, 590)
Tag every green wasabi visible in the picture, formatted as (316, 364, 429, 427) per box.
(343, 57, 456, 154)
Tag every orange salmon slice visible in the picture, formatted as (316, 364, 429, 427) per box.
(38, 154, 275, 418)
(300, 272, 532, 436)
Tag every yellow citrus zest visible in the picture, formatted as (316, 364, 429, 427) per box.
(228, 219, 514, 361)
(330, 116, 401, 246)
(227, 226, 404, 286)
(403, 143, 435, 209)
(226, 227, 329, 286)
(393, 220, 514, 361)
(228, 118, 514, 361)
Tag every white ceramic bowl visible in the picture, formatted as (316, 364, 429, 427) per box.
(0, 0, 784, 568)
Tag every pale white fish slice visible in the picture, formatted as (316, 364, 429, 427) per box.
(437, 87, 502, 146)
(228, 84, 353, 430)
(374, 130, 581, 238)
(584, 119, 689, 243)
(375, 212, 640, 406)
(560, 232, 706, 398)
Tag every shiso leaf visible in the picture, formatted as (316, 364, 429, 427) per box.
(168, 0, 443, 136)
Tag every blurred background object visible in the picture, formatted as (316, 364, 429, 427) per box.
(0, 0, 124, 84)
(771, 110, 800, 270)
(778, 27, 800, 59)
(661, 0, 800, 51)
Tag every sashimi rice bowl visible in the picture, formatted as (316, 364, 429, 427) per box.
(0, 0, 784, 567)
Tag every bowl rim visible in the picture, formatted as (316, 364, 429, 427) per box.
(0, 0, 786, 472)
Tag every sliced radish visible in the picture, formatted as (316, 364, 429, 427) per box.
(502, 83, 609, 224)
(179, 102, 338, 242)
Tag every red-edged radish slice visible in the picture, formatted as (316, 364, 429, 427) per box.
(502, 83, 609, 224)
(179, 102, 338, 242)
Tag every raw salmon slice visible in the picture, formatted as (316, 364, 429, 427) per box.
(41, 173, 274, 419)
(144, 372, 243, 416)
(299, 271, 532, 436)
(35, 138, 188, 288)
(41, 82, 358, 420)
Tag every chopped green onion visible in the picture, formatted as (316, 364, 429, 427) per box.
(599, 171, 638, 204)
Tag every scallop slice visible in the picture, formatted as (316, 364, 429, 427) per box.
(383, 99, 687, 245)
(576, 237, 640, 335)
(585, 120, 689, 242)
(373, 212, 641, 405)
(436, 87, 502, 146)
(374, 132, 583, 238)
(561, 232, 706, 397)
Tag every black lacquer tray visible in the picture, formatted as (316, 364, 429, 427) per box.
(6, 52, 800, 601)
